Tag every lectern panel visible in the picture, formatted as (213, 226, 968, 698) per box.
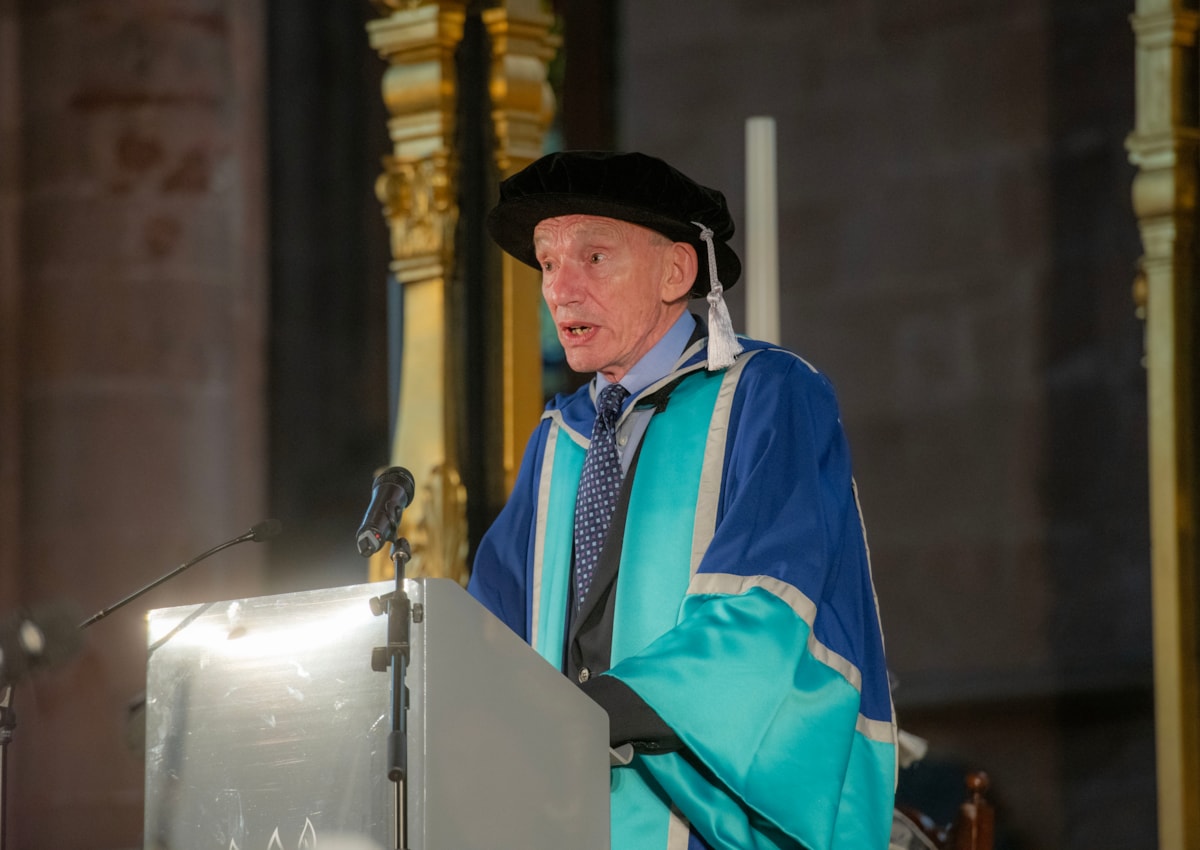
(144, 582, 393, 850)
(144, 579, 609, 850)
(408, 579, 609, 849)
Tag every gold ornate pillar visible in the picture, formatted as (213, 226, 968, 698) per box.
(485, 0, 559, 493)
(368, 0, 468, 583)
(367, 0, 558, 583)
(1126, 3, 1200, 848)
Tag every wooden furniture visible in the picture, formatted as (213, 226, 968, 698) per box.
(895, 770, 995, 850)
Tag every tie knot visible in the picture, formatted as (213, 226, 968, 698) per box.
(596, 383, 628, 428)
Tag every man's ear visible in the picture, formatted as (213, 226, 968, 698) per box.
(662, 241, 698, 303)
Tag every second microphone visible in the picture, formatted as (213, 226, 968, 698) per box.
(356, 467, 416, 557)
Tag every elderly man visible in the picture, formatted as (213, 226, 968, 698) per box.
(468, 151, 896, 850)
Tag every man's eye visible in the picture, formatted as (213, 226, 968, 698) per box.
(589, 253, 605, 264)
(540, 261, 554, 272)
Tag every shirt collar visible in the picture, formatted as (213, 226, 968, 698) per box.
(592, 311, 697, 409)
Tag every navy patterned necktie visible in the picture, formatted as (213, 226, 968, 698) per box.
(573, 383, 630, 609)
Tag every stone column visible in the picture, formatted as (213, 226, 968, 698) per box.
(5, 3, 269, 846)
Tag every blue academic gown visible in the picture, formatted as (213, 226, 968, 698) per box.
(469, 334, 897, 850)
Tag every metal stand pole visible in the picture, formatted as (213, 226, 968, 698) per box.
(369, 539, 413, 850)
(0, 686, 14, 850)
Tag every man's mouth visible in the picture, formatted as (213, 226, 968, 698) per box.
(563, 323, 594, 337)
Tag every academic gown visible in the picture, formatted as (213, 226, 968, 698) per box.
(468, 334, 897, 850)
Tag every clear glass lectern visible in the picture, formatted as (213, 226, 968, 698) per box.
(143, 579, 610, 850)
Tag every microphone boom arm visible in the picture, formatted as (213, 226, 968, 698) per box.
(79, 520, 282, 630)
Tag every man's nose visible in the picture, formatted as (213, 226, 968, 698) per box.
(544, 263, 585, 305)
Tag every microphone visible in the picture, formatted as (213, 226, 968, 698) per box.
(356, 467, 416, 557)
(78, 519, 283, 629)
(0, 601, 85, 688)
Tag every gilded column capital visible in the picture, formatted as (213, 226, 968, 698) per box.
(1126, 3, 1200, 283)
(1129, 6, 1199, 45)
(368, 1, 465, 285)
(375, 151, 457, 283)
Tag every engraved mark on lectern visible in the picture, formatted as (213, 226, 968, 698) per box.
(298, 818, 317, 848)
(226, 817, 317, 849)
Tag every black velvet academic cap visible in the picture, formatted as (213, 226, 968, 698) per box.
(486, 150, 741, 296)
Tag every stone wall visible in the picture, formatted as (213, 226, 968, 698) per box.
(2, 2, 269, 846)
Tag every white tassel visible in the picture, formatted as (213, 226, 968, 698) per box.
(706, 281, 742, 370)
(693, 221, 743, 370)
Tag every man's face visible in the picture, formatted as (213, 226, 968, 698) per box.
(534, 214, 692, 382)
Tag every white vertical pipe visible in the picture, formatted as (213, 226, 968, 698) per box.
(744, 116, 780, 344)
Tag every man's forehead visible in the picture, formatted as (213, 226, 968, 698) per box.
(533, 214, 649, 243)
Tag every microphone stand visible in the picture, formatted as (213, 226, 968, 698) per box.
(0, 685, 13, 850)
(0, 520, 280, 850)
(369, 537, 414, 850)
(0, 601, 81, 850)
